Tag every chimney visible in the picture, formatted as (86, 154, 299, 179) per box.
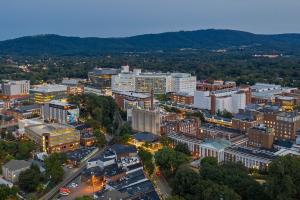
(150, 88, 154, 110)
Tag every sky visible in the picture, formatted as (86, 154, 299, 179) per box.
(0, 0, 300, 41)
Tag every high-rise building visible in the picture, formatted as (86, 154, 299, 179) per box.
(171, 73, 196, 95)
(42, 100, 79, 124)
(135, 73, 172, 94)
(1, 80, 30, 99)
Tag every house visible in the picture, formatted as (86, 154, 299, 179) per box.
(2, 160, 31, 183)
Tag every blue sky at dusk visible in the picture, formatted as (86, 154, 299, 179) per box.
(0, 0, 299, 40)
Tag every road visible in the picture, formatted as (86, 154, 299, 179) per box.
(39, 147, 107, 200)
(152, 173, 172, 199)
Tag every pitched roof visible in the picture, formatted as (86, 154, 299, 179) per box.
(3, 160, 31, 171)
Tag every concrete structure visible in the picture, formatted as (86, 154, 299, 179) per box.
(42, 100, 79, 124)
(1, 80, 30, 99)
(194, 89, 247, 114)
(248, 125, 275, 149)
(131, 108, 161, 135)
(24, 122, 80, 153)
(2, 160, 31, 183)
(224, 146, 276, 170)
(30, 84, 68, 104)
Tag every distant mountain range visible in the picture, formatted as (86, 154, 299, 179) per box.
(1, 29, 300, 56)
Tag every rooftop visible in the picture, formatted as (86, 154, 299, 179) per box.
(201, 139, 231, 150)
(14, 104, 41, 113)
(3, 160, 31, 171)
(225, 146, 277, 160)
(30, 84, 67, 93)
(110, 144, 137, 155)
(133, 132, 159, 143)
(113, 91, 151, 99)
(26, 123, 77, 136)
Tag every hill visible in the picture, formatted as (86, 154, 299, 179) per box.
(1, 29, 300, 55)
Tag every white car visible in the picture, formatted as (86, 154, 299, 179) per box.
(69, 182, 78, 188)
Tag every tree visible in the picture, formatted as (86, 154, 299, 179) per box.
(0, 185, 18, 200)
(94, 129, 107, 148)
(165, 196, 185, 200)
(200, 157, 218, 167)
(19, 164, 42, 192)
(172, 167, 199, 198)
(190, 180, 241, 200)
(267, 156, 300, 200)
(16, 140, 36, 160)
(138, 148, 155, 175)
(174, 143, 190, 156)
(154, 147, 188, 176)
(44, 153, 66, 184)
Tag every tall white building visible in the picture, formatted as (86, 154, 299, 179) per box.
(194, 89, 246, 114)
(1, 80, 30, 98)
(171, 73, 196, 95)
(111, 68, 196, 95)
(111, 73, 136, 92)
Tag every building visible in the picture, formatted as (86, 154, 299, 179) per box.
(61, 78, 85, 95)
(88, 67, 120, 90)
(263, 109, 300, 141)
(24, 122, 80, 153)
(170, 92, 194, 105)
(170, 73, 196, 95)
(1, 80, 30, 99)
(113, 91, 151, 110)
(224, 146, 276, 170)
(199, 124, 247, 146)
(251, 83, 297, 104)
(131, 108, 161, 135)
(111, 72, 136, 92)
(135, 73, 172, 94)
(160, 118, 200, 138)
(30, 84, 68, 104)
(194, 88, 247, 114)
(248, 125, 275, 149)
(42, 100, 79, 124)
(14, 104, 41, 119)
(2, 160, 31, 183)
(196, 80, 236, 91)
(167, 131, 202, 156)
(199, 139, 231, 162)
(232, 109, 264, 132)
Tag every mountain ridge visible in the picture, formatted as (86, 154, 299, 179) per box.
(1, 29, 300, 56)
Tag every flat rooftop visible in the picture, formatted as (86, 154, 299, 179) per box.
(26, 123, 77, 136)
(113, 91, 150, 99)
(225, 146, 277, 160)
(30, 84, 67, 93)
